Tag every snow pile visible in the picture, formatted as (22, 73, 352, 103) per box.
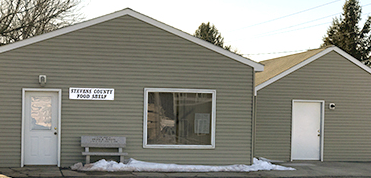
(71, 158, 295, 172)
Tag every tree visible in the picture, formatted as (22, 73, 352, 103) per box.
(194, 22, 224, 47)
(194, 22, 238, 53)
(322, 0, 371, 64)
(0, 0, 81, 46)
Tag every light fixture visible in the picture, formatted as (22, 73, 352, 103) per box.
(39, 75, 47, 86)
(329, 103, 335, 110)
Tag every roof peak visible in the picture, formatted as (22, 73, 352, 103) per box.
(0, 8, 264, 71)
(255, 46, 371, 95)
(259, 47, 329, 64)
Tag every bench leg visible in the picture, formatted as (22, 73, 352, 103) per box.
(120, 155, 124, 163)
(85, 147, 90, 164)
(118, 148, 124, 163)
(86, 155, 90, 164)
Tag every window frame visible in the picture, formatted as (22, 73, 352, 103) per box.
(143, 88, 216, 149)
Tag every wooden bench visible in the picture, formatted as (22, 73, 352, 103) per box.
(81, 136, 128, 164)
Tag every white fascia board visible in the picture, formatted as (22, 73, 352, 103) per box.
(255, 47, 332, 95)
(0, 9, 135, 54)
(0, 8, 264, 71)
(255, 46, 371, 95)
(332, 47, 371, 74)
(125, 11, 264, 71)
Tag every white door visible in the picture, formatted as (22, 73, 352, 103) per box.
(24, 92, 58, 165)
(292, 100, 323, 160)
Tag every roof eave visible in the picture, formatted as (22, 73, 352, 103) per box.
(0, 8, 264, 71)
(255, 46, 371, 95)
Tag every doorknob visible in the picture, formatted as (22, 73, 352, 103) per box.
(54, 132, 57, 135)
(318, 134, 320, 136)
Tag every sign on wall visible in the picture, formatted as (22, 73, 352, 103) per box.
(69, 87, 114, 100)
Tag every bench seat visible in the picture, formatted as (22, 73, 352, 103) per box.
(82, 152, 129, 156)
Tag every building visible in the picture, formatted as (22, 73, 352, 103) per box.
(0, 8, 263, 167)
(255, 46, 371, 161)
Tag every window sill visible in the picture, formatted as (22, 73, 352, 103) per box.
(143, 144, 215, 149)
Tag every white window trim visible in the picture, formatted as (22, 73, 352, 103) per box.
(143, 88, 216, 149)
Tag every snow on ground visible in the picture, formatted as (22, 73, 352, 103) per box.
(71, 158, 295, 172)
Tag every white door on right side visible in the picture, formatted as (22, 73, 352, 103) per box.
(292, 101, 322, 160)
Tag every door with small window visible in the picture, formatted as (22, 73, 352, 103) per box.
(24, 91, 58, 165)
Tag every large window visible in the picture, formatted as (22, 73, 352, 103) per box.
(143, 88, 216, 149)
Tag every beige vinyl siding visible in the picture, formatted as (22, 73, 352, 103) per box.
(0, 15, 253, 167)
(256, 51, 371, 161)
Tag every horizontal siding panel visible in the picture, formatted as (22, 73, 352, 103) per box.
(256, 51, 371, 161)
(0, 15, 254, 167)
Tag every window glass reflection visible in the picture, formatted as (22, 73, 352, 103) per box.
(147, 92, 212, 145)
(31, 96, 52, 130)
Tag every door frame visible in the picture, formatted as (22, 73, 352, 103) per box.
(21, 88, 62, 167)
(291, 99, 325, 161)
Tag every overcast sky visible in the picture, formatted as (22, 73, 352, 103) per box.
(79, 0, 371, 62)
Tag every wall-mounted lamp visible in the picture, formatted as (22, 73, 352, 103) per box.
(39, 75, 47, 86)
(329, 103, 336, 110)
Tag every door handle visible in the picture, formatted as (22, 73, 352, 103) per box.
(54, 132, 57, 135)
(318, 134, 320, 136)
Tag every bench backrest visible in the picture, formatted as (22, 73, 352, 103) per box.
(81, 136, 126, 148)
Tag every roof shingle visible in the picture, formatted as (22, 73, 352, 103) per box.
(255, 48, 327, 86)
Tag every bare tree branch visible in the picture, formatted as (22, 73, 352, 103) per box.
(0, 0, 82, 45)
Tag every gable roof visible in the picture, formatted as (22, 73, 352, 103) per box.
(255, 46, 371, 94)
(0, 8, 263, 71)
